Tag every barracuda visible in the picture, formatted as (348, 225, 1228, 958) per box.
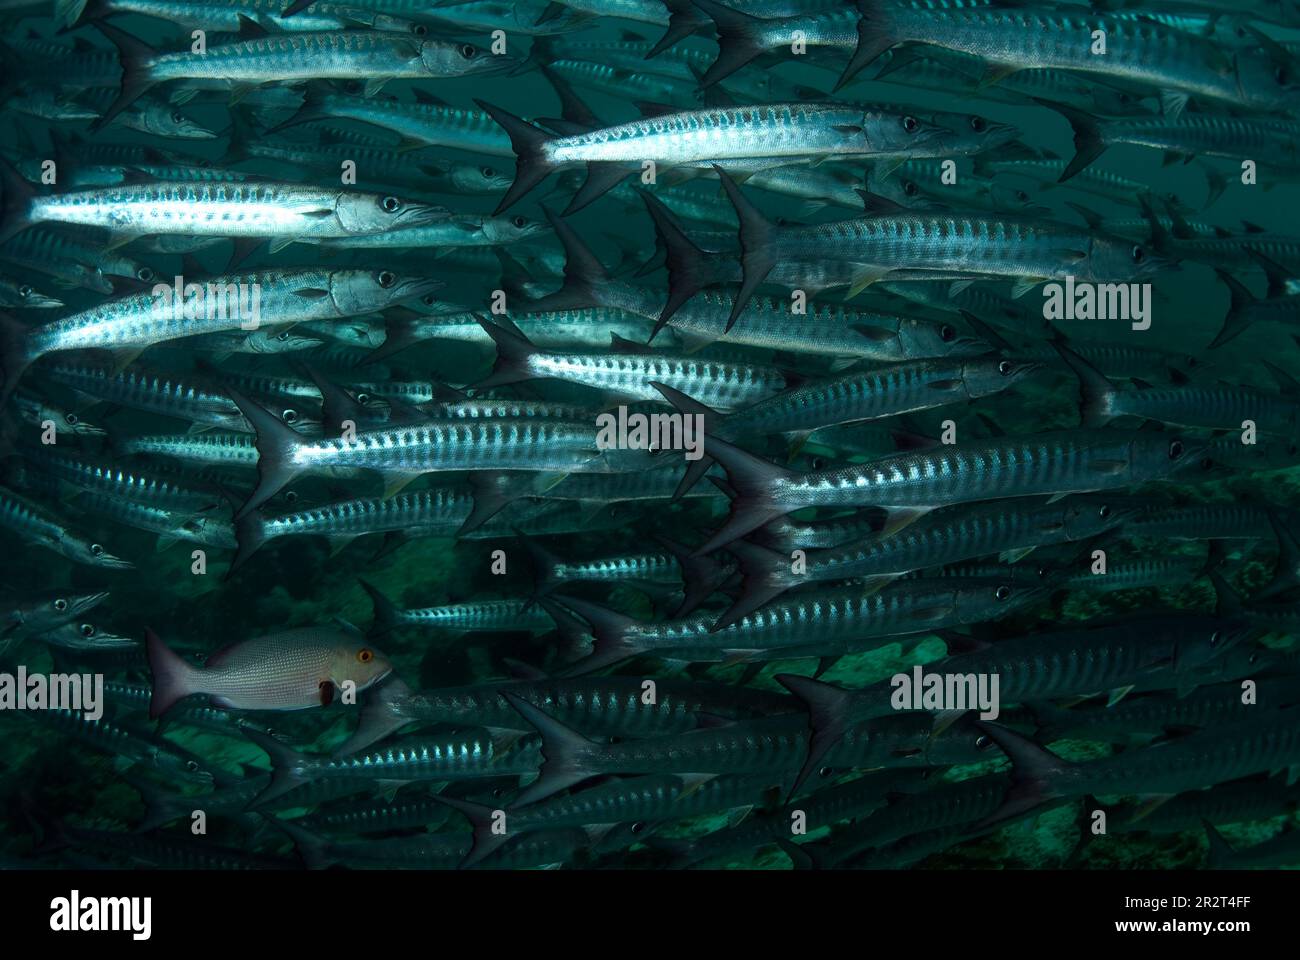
(58, 0, 428, 34)
(226, 387, 635, 518)
(778, 613, 1250, 789)
(473, 315, 786, 411)
(0, 267, 441, 402)
(0, 485, 134, 568)
(712, 167, 1165, 323)
(695, 429, 1201, 554)
(314, 213, 550, 249)
(838, 0, 1298, 113)
(1042, 102, 1300, 182)
(22, 446, 218, 512)
(478, 99, 956, 214)
(554, 578, 1045, 673)
(976, 709, 1300, 828)
(268, 85, 512, 155)
(0, 166, 446, 248)
(713, 496, 1132, 625)
(92, 22, 520, 128)
(504, 698, 993, 806)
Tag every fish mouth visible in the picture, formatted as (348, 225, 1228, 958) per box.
(95, 552, 136, 570)
(403, 204, 455, 228)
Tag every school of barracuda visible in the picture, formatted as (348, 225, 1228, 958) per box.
(0, 0, 1299, 871)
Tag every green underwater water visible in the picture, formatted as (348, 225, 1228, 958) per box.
(2, 1, 1300, 870)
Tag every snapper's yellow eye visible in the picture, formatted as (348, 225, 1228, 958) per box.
(357, 648, 374, 663)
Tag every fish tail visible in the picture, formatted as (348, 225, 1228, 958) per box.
(0, 156, 35, 247)
(91, 22, 159, 133)
(475, 99, 557, 215)
(836, 0, 899, 91)
(692, 437, 794, 555)
(775, 674, 855, 800)
(144, 627, 200, 719)
(361, 307, 422, 367)
(227, 510, 268, 578)
(1033, 99, 1106, 183)
(1208, 269, 1256, 349)
(223, 386, 306, 519)
(547, 595, 642, 674)
(122, 772, 182, 833)
(501, 692, 602, 806)
(712, 539, 793, 629)
(263, 815, 336, 869)
(432, 795, 515, 868)
(1050, 341, 1116, 430)
(1202, 820, 1235, 869)
(523, 208, 608, 313)
(638, 190, 714, 337)
(652, 534, 727, 617)
(714, 165, 777, 330)
(243, 731, 311, 811)
(647, 0, 707, 59)
(470, 314, 538, 389)
(694, 0, 768, 88)
(265, 82, 330, 136)
(357, 578, 401, 637)
(55, 0, 99, 31)
(969, 721, 1069, 830)
(330, 676, 414, 758)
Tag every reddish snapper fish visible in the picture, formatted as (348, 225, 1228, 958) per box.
(145, 625, 393, 717)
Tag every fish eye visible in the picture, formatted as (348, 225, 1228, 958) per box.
(412, 23, 427, 35)
(902, 180, 918, 197)
(975, 734, 991, 749)
(1168, 439, 1185, 459)
(460, 43, 476, 58)
(1098, 504, 1111, 519)
(998, 360, 1013, 375)
(285, 490, 299, 503)
(64, 413, 78, 425)
(817, 765, 832, 778)
(381, 196, 402, 213)
(970, 116, 986, 132)
(282, 409, 299, 424)
(377, 270, 397, 288)
(512, 215, 527, 228)
(1276, 65, 1289, 84)
(18, 284, 32, 297)
(811, 457, 826, 469)
(1131, 245, 1146, 264)
(1015, 190, 1028, 202)
(1035, 565, 1048, 578)
(357, 393, 371, 404)
(276, 331, 290, 341)
(902, 115, 918, 133)
(186, 760, 199, 772)
(422, 293, 436, 305)
(939, 323, 955, 342)
(1209, 631, 1220, 647)
(1248, 652, 1259, 664)
(357, 648, 374, 663)
(53, 598, 68, 611)
(171, 112, 184, 123)
(90, 543, 104, 556)
(995, 585, 1011, 600)
(80, 623, 95, 637)
(630, 821, 645, 834)
(481, 166, 495, 178)
(137, 267, 154, 281)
